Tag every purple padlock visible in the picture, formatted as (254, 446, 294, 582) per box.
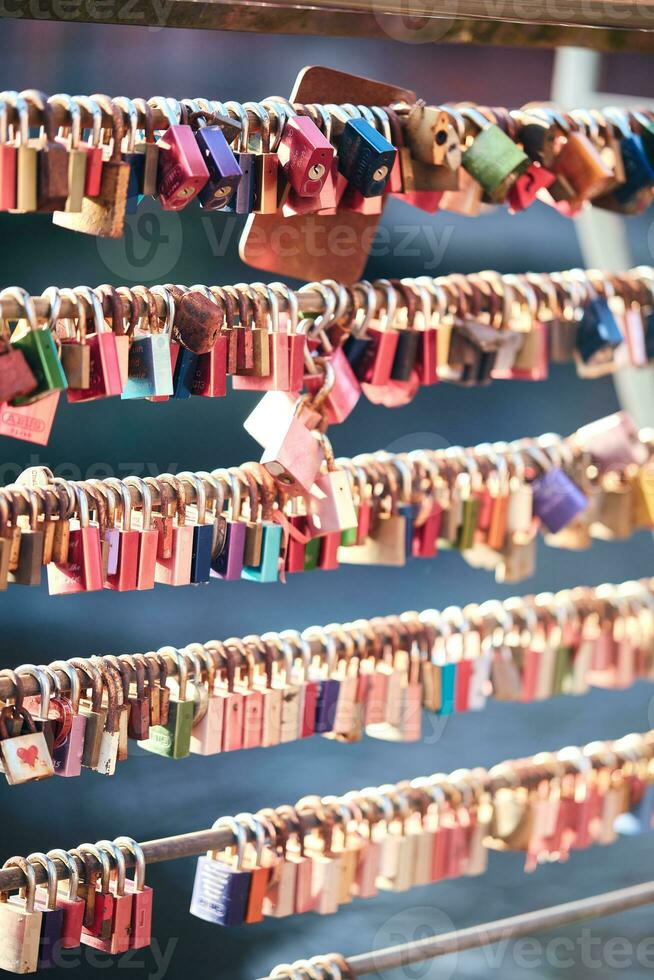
(532, 467, 588, 534)
(211, 519, 246, 581)
(314, 679, 341, 733)
(196, 126, 242, 211)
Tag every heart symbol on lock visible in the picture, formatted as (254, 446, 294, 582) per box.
(17, 744, 39, 768)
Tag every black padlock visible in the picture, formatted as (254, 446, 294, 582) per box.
(389, 280, 420, 381)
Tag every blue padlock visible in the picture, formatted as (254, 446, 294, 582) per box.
(338, 116, 396, 198)
(575, 297, 623, 364)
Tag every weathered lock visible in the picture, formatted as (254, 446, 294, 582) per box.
(8, 287, 68, 403)
(54, 95, 130, 238)
(8, 488, 44, 587)
(405, 104, 457, 166)
(461, 107, 529, 202)
(190, 818, 252, 926)
(139, 649, 194, 758)
(246, 102, 281, 215)
(0, 703, 54, 785)
(338, 114, 396, 198)
(19, 90, 69, 212)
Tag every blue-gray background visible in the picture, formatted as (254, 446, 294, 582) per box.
(0, 21, 653, 978)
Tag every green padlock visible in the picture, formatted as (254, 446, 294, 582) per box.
(8, 287, 68, 403)
(139, 648, 194, 759)
(461, 107, 529, 203)
(456, 493, 480, 551)
(553, 645, 573, 696)
(303, 535, 322, 571)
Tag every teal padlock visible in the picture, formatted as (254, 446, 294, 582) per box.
(242, 521, 282, 583)
(461, 107, 529, 203)
(139, 648, 194, 759)
(8, 287, 68, 403)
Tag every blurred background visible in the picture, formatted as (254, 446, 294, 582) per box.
(0, 20, 654, 978)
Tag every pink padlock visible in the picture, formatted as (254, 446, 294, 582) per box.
(151, 97, 209, 211)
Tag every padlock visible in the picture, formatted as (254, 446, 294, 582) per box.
(551, 116, 613, 202)
(575, 294, 624, 370)
(8, 488, 44, 587)
(277, 113, 334, 197)
(180, 473, 214, 584)
(302, 314, 361, 423)
(78, 845, 115, 944)
(50, 661, 86, 778)
(54, 95, 130, 238)
(113, 96, 146, 214)
(154, 476, 194, 586)
(102, 480, 138, 592)
(70, 95, 104, 198)
(93, 666, 121, 776)
(405, 104, 458, 166)
(190, 819, 253, 926)
(121, 476, 157, 591)
(0, 93, 18, 212)
(139, 649, 194, 759)
(66, 287, 122, 401)
(338, 115, 396, 198)
(0, 703, 55, 785)
(42, 849, 84, 949)
(8, 288, 68, 403)
(50, 93, 88, 213)
(175, 286, 226, 356)
(130, 97, 159, 197)
(232, 284, 289, 391)
(0, 858, 43, 974)
(529, 448, 589, 534)
(113, 839, 153, 950)
(29, 854, 64, 969)
(151, 97, 209, 210)
(122, 285, 175, 399)
(307, 437, 358, 536)
(221, 102, 256, 214)
(89, 842, 133, 954)
(248, 103, 282, 215)
(211, 475, 247, 580)
(19, 91, 69, 213)
(191, 106, 242, 211)
(192, 326, 228, 399)
(461, 107, 529, 202)
(46, 485, 104, 595)
(241, 471, 283, 583)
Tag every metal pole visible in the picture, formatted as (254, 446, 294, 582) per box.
(257, 880, 654, 980)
